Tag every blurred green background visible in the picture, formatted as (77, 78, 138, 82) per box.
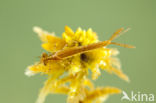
(0, 0, 156, 103)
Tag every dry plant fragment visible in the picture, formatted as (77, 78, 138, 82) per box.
(25, 26, 135, 103)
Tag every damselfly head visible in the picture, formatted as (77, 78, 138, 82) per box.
(40, 52, 48, 65)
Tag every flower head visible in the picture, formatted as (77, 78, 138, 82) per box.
(25, 26, 135, 103)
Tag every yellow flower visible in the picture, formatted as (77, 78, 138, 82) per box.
(25, 26, 135, 103)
